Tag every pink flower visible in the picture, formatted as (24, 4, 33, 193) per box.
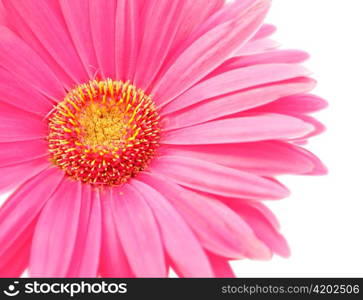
(0, 0, 326, 278)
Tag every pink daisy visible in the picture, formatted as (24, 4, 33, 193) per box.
(0, 0, 327, 278)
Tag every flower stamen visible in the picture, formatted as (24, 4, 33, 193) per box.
(47, 79, 160, 186)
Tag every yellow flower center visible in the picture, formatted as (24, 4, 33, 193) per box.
(47, 79, 160, 186)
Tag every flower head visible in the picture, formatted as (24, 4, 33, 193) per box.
(48, 79, 160, 185)
(0, 0, 326, 277)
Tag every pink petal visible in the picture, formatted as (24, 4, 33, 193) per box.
(115, 0, 143, 81)
(293, 115, 326, 140)
(168, 0, 224, 55)
(0, 140, 47, 167)
(131, 179, 214, 277)
(236, 38, 279, 55)
(162, 64, 309, 114)
(192, 0, 266, 39)
(162, 114, 314, 145)
(3, 0, 88, 84)
(152, 0, 224, 87)
(152, 0, 270, 104)
(67, 184, 102, 277)
(160, 141, 318, 176)
(0, 1, 5, 25)
(0, 101, 46, 142)
(225, 200, 290, 257)
(0, 167, 64, 275)
(162, 77, 316, 130)
(0, 157, 50, 194)
(249, 93, 328, 114)
(0, 68, 53, 116)
(213, 50, 309, 75)
(134, 0, 189, 90)
(0, 232, 31, 277)
(59, 0, 98, 78)
(289, 144, 328, 175)
(30, 179, 82, 277)
(111, 184, 166, 277)
(0, 26, 65, 101)
(89, 0, 116, 79)
(1, 2, 74, 89)
(246, 201, 280, 230)
(225, 113, 326, 142)
(252, 24, 276, 40)
(150, 155, 290, 200)
(208, 253, 235, 278)
(140, 172, 272, 260)
(99, 188, 133, 278)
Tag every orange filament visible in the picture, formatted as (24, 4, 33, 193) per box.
(47, 79, 160, 185)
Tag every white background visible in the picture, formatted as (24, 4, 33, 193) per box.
(232, 0, 363, 277)
(1, 0, 363, 278)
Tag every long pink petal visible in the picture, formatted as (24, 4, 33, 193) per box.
(0, 1, 5, 25)
(99, 188, 133, 278)
(0, 26, 65, 101)
(0, 230, 31, 277)
(168, 0, 224, 56)
(89, 0, 116, 79)
(134, 0, 189, 90)
(252, 24, 276, 40)
(0, 140, 47, 167)
(191, 0, 266, 40)
(0, 68, 53, 116)
(150, 155, 289, 200)
(111, 184, 166, 277)
(67, 184, 102, 277)
(131, 179, 214, 277)
(160, 141, 318, 176)
(224, 200, 290, 257)
(0, 167, 63, 275)
(293, 146, 328, 175)
(140, 172, 272, 260)
(208, 253, 235, 278)
(213, 50, 309, 75)
(152, 0, 270, 104)
(0, 157, 50, 194)
(247, 201, 280, 230)
(225, 113, 326, 142)
(59, 0, 98, 78)
(0, 101, 46, 142)
(152, 0, 224, 87)
(3, 0, 88, 84)
(30, 179, 82, 277)
(162, 64, 309, 114)
(1, 2, 74, 89)
(115, 0, 142, 81)
(236, 38, 279, 55)
(249, 93, 328, 114)
(292, 115, 326, 140)
(162, 114, 314, 145)
(162, 77, 315, 130)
